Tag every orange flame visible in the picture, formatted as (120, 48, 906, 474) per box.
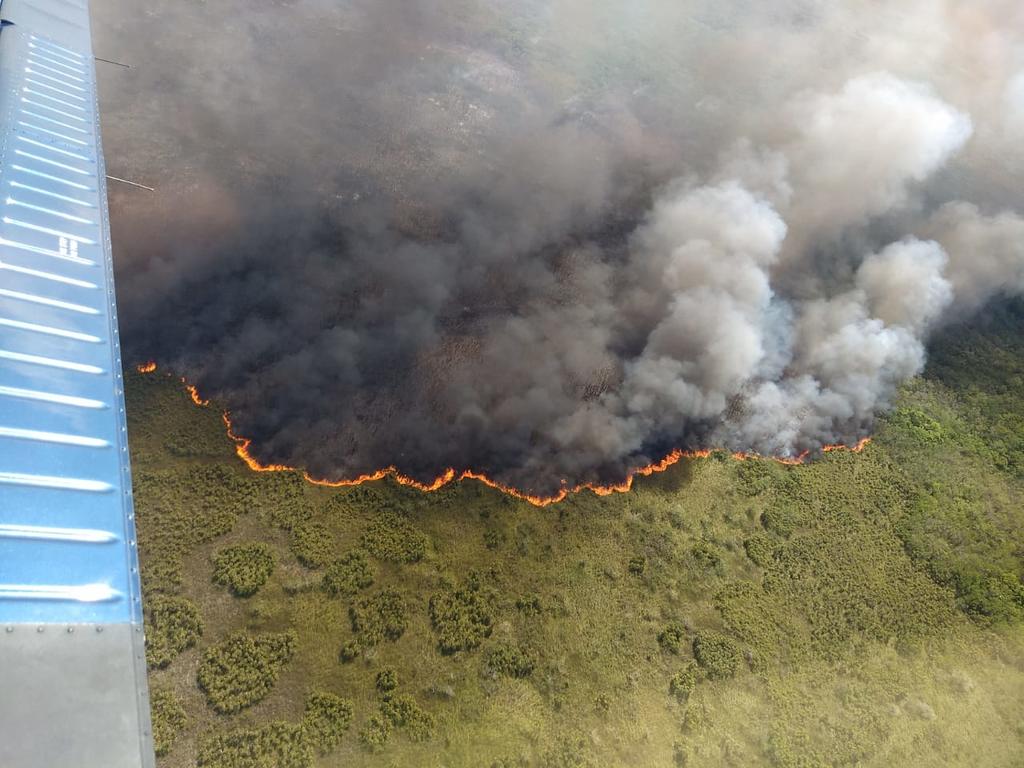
(141, 365, 871, 507)
(184, 381, 210, 407)
(220, 409, 870, 507)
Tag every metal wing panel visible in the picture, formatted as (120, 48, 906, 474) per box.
(0, 0, 141, 626)
(0, 1, 154, 765)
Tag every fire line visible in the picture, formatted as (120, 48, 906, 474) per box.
(135, 362, 871, 507)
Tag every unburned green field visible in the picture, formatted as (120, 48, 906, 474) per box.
(132, 304, 1024, 768)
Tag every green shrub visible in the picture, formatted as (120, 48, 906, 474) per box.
(952, 569, 1024, 624)
(358, 713, 392, 751)
(887, 406, 946, 443)
(198, 631, 297, 713)
(339, 640, 360, 663)
(692, 632, 741, 679)
(375, 668, 398, 695)
(361, 512, 427, 563)
(668, 662, 698, 703)
(484, 529, 505, 550)
(736, 460, 775, 496)
(691, 542, 722, 571)
(301, 691, 353, 754)
(760, 506, 803, 538)
(350, 589, 408, 645)
(289, 522, 335, 569)
(146, 594, 203, 668)
(657, 621, 686, 654)
(322, 550, 374, 597)
(429, 573, 496, 653)
(212, 543, 275, 597)
(540, 737, 593, 768)
(486, 643, 537, 678)
(515, 593, 543, 617)
(380, 693, 435, 741)
(150, 686, 187, 757)
(743, 534, 776, 567)
(197, 722, 311, 768)
(628, 555, 646, 576)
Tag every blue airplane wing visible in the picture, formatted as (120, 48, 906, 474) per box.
(0, 0, 154, 764)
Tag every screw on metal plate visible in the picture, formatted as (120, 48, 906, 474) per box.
(36, 626, 44, 633)
(96, 626, 103, 633)
(67, 627, 74, 634)
(5, 626, 12, 633)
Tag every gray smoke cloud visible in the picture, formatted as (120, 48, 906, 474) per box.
(94, 0, 1024, 493)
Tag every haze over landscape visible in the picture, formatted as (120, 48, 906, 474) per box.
(99, 0, 1024, 494)
(83, 1, 1024, 766)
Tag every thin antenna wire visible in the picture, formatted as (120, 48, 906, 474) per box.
(105, 175, 154, 192)
(95, 56, 130, 68)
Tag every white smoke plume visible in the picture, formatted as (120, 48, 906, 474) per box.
(94, 0, 1024, 493)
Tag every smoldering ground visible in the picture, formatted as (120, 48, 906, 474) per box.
(95, 0, 1024, 494)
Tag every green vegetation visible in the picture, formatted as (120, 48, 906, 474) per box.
(429, 573, 496, 653)
(486, 642, 537, 678)
(668, 662, 697, 704)
(150, 687, 187, 757)
(657, 621, 687, 655)
(379, 694, 435, 741)
(131, 303, 1024, 768)
(197, 723, 310, 768)
(197, 631, 297, 714)
(375, 668, 398, 695)
(301, 691, 354, 753)
(211, 543, 275, 597)
(321, 549, 374, 597)
(146, 594, 203, 668)
(360, 511, 427, 563)
(691, 632, 742, 679)
(349, 589, 408, 645)
(289, 522, 335, 568)
(358, 713, 392, 751)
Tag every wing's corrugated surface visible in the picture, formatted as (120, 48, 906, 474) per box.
(0, 0, 154, 764)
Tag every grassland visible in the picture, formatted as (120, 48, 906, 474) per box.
(132, 303, 1024, 768)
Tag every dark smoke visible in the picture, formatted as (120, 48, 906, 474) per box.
(94, 0, 1024, 494)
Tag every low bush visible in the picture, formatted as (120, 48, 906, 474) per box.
(486, 643, 537, 678)
(289, 522, 335, 569)
(692, 631, 741, 679)
(429, 573, 497, 654)
(380, 693, 435, 741)
(301, 691, 353, 754)
(197, 722, 311, 768)
(212, 543, 275, 597)
(886, 406, 946, 443)
(628, 556, 646, 576)
(198, 631, 297, 714)
(339, 640, 360, 662)
(515, 593, 543, 617)
(743, 535, 776, 567)
(668, 662, 698, 703)
(375, 668, 398, 695)
(146, 594, 203, 668)
(690, 542, 722, 571)
(358, 713, 392, 751)
(657, 621, 686, 654)
(760, 506, 804, 538)
(150, 687, 187, 757)
(360, 512, 427, 563)
(322, 550, 374, 597)
(350, 589, 408, 645)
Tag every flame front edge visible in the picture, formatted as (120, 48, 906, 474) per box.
(137, 362, 870, 507)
